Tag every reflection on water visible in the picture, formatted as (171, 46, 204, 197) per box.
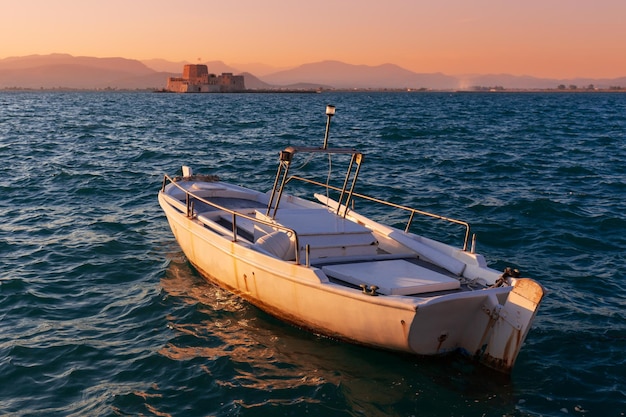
(158, 253, 518, 416)
(160, 255, 328, 393)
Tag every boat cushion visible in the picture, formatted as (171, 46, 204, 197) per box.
(255, 209, 378, 260)
(252, 231, 294, 259)
(322, 259, 460, 295)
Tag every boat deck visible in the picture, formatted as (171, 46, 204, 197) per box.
(170, 193, 485, 296)
(319, 256, 481, 295)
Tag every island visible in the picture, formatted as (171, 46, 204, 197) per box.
(166, 64, 245, 93)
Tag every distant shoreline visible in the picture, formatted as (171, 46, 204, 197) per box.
(2, 87, 626, 93)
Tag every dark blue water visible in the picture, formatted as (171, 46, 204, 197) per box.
(1, 91, 624, 416)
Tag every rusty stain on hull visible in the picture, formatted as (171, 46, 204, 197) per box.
(475, 278, 544, 373)
(436, 332, 448, 352)
(513, 278, 544, 305)
(190, 262, 351, 342)
(188, 261, 418, 354)
(243, 273, 249, 292)
(400, 319, 408, 340)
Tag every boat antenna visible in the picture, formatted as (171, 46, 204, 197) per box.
(322, 104, 336, 149)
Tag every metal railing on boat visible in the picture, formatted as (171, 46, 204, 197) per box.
(284, 175, 472, 252)
(263, 143, 472, 252)
(161, 174, 303, 264)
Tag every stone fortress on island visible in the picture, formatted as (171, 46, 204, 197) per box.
(166, 64, 245, 93)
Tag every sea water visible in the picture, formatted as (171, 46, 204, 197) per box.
(0, 91, 624, 416)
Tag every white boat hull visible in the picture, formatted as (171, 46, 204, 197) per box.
(158, 180, 543, 374)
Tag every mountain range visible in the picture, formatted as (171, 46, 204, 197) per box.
(1, 54, 625, 91)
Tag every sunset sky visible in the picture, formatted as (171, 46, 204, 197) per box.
(2, 0, 625, 78)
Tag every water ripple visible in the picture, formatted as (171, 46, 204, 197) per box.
(1, 91, 625, 416)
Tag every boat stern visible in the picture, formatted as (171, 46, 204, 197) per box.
(473, 278, 544, 373)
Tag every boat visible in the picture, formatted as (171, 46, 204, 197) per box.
(158, 105, 544, 374)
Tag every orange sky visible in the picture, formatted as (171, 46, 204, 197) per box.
(2, 0, 625, 78)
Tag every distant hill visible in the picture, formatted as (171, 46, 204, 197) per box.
(261, 60, 458, 90)
(141, 58, 190, 73)
(0, 54, 168, 89)
(1, 54, 625, 90)
(0, 53, 151, 74)
(240, 72, 273, 90)
(230, 62, 292, 77)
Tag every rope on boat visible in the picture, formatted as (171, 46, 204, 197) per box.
(326, 153, 333, 204)
(458, 276, 485, 290)
(292, 151, 336, 209)
(491, 267, 521, 288)
(295, 152, 316, 169)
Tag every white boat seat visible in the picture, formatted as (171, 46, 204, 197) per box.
(322, 259, 460, 295)
(252, 231, 293, 259)
(254, 208, 378, 260)
(314, 193, 466, 276)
